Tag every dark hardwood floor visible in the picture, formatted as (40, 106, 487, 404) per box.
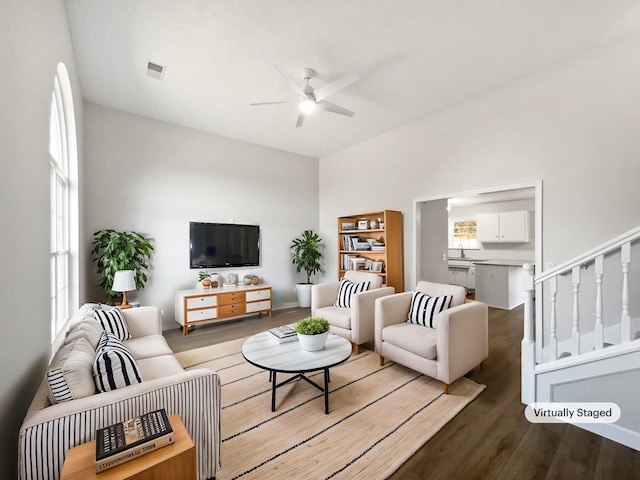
(164, 305, 640, 479)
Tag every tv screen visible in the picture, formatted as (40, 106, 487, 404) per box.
(190, 222, 260, 268)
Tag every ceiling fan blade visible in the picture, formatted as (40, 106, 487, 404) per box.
(317, 100, 355, 117)
(250, 100, 300, 106)
(296, 113, 305, 128)
(274, 64, 308, 98)
(313, 73, 359, 102)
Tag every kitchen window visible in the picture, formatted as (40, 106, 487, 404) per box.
(449, 217, 477, 249)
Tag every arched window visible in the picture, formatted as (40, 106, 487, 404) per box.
(50, 63, 78, 343)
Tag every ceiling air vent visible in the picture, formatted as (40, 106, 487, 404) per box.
(146, 61, 166, 80)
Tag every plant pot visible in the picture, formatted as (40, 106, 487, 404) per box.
(294, 283, 313, 308)
(297, 331, 329, 351)
(201, 279, 211, 288)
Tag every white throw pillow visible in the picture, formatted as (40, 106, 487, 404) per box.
(94, 307, 131, 341)
(334, 278, 370, 308)
(93, 332, 143, 392)
(46, 337, 97, 404)
(407, 291, 452, 328)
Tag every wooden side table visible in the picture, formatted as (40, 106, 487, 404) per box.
(60, 415, 196, 480)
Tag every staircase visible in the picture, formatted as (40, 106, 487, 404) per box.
(521, 225, 640, 450)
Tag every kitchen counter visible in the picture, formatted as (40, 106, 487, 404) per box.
(475, 262, 528, 309)
(476, 259, 531, 267)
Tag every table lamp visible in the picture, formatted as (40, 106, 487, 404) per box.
(112, 270, 136, 309)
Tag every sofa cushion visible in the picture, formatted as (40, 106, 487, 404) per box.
(94, 332, 142, 392)
(65, 318, 104, 349)
(407, 291, 452, 328)
(383, 323, 437, 359)
(94, 307, 132, 341)
(334, 278, 370, 308)
(315, 305, 352, 330)
(46, 337, 97, 404)
(136, 355, 185, 381)
(124, 335, 174, 360)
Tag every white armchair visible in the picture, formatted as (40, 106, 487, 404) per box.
(312, 271, 395, 354)
(375, 281, 488, 393)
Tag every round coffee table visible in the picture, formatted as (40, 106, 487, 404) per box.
(242, 330, 352, 414)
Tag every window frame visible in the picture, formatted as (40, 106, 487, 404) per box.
(49, 63, 79, 345)
(448, 216, 478, 250)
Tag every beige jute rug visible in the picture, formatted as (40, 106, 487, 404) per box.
(175, 337, 485, 480)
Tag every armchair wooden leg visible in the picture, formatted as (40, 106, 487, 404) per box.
(443, 383, 449, 394)
(379, 355, 385, 366)
(352, 343, 360, 355)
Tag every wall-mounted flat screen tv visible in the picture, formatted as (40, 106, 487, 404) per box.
(189, 222, 260, 268)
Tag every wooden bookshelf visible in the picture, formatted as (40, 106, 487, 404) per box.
(338, 210, 404, 292)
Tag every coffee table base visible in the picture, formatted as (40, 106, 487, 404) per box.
(270, 369, 331, 414)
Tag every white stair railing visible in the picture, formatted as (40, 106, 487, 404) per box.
(522, 226, 640, 403)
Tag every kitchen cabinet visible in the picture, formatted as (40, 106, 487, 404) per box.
(476, 211, 529, 243)
(448, 265, 476, 290)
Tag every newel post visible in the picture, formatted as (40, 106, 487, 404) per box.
(521, 263, 536, 404)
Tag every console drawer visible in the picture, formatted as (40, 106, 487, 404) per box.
(217, 292, 246, 306)
(246, 300, 271, 313)
(218, 304, 245, 317)
(246, 289, 271, 302)
(186, 307, 218, 322)
(186, 295, 217, 309)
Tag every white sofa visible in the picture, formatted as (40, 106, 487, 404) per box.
(18, 304, 221, 480)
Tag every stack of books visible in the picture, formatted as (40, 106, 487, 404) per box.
(268, 325, 298, 343)
(95, 408, 174, 472)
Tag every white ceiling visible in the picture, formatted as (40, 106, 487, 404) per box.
(63, 0, 640, 158)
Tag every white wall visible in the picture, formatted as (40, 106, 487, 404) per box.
(83, 103, 319, 328)
(0, 1, 84, 476)
(318, 31, 640, 290)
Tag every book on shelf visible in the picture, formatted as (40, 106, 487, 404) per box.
(268, 325, 298, 343)
(95, 408, 174, 472)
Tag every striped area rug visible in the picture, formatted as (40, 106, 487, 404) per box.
(175, 337, 485, 480)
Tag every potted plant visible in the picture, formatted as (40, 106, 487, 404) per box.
(199, 272, 212, 288)
(290, 229, 323, 307)
(243, 274, 260, 285)
(295, 316, 330, 351)
(91, 229, 154, 303)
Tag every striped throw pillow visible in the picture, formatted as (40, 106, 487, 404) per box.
(334, 278, 370, 308)
(93, 332, 143, 392)
(94, 307, 131, 341)
(407, 291, 452, 328)
(46, 337, 96, 404)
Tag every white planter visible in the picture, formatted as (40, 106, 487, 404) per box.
(297, 332, 329, 351)
(295, 283, 313, 308)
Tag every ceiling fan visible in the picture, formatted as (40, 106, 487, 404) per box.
(251, 64, 359, 127)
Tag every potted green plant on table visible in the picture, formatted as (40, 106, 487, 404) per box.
(295, 316, 331, 351)
(91, 229, 154, 303)
(290, 229, 323, 308)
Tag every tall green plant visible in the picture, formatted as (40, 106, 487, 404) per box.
(91, 229, 155, 302)
(290, 229, 323, 284)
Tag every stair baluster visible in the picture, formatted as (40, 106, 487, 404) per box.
(621, 242, 631, 343)
(549, 275, 558, 360)
(594, 255, 604, 350)
(571, 266, 581, 356)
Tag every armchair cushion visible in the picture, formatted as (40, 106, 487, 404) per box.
(407, 292, 452, 328)
(334, 278, 370, 308)
(382, 323, 437, 360)
(314, 305, 352, 330)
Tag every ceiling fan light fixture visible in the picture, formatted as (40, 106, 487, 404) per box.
(300, 98, 316, 113)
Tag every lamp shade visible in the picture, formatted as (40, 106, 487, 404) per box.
(112, 270, 136, 292)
